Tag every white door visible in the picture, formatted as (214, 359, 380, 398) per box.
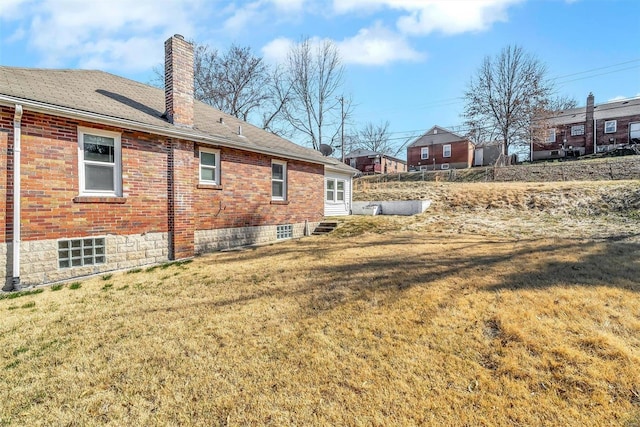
(474, 148, 484, 166)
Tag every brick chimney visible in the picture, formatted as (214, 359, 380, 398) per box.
(164, 34, 194, 127)
(585, 92, 595, 154)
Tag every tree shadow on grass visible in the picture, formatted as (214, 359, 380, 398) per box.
(134, 233, 640, 320)
(484, 233, 640, 293)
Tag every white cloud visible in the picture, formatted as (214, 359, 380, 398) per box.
(269, 0, 306, 12)
(333, 0, 523, 36)
(0, 0, 33, 18)
(222, 1, 263, 35)
(262, 37, 294, 64)
(262, 24, 424, 67)
(337, 22, 425, 65)
(5, 0, 204, 71)
(609, 93, 640, 102)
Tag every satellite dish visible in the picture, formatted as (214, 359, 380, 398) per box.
(319, 144, 334, 156)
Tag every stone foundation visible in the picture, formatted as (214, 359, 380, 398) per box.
(195, 221, 319, 254)
(1, 222, 321, 288)
(2, 232, 169, 287)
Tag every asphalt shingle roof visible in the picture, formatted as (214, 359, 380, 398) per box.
(0, 66, 356, 174)
(548, 97, 640, 126)
(408, 125, 468, 148)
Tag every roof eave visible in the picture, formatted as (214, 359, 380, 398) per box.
(0, 94, 329, 167)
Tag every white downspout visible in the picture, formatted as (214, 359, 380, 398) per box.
(12, 105, 23, 290)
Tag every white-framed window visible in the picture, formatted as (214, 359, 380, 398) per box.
(271, 160, 287, 200)
(545, 128, 556, 143)
(336, 180, 345, 201)
(349, 158, 356, 167)
(78, 127, 122, 196)
(604, 120, 617, 134)
(199, 147, 220, 185)
(325, 179, 345, 202)
(441, 163, 450, 170)
(421, 147, 429, 159)
(571, 125, 585, 136)
(326, 179, 334, 201)
(58, 237, 106, 268)
(630, 122, 640, 143)
(443, 144, 452, 158)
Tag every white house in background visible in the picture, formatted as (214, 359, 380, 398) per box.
(324, 158, 357, 216)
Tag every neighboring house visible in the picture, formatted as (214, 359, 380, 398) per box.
(0, 35, 355, 289)
(473, 141, 503, 166)
(533, 93, 640, 161)
(344, 149, 407, 174)
(407, 126, 474, 170)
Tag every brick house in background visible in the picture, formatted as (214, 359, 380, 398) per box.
(407, 126, 474, 170)
(0, 35, 355, 289)
(533, 93, 640, 161)
(344, 149, 407, 175)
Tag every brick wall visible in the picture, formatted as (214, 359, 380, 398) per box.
(164, 35, 194, 128)
(407, 140, 472, 170)
(0, 106, 326, 285)
(8, 109, 170, 241)
(194, 147, 324, 230)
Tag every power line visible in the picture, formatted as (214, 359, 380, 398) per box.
(550, 58, 640, 81)
(363, 59, 640, 118)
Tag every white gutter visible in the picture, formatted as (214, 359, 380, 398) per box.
(12, 104, 23, 290)
(0, 95, 331, 167)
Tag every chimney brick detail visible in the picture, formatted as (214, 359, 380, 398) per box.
(165, 34, 194, 128)
(585, 92, 595, 154)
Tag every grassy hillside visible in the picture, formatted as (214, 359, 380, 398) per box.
(347, 180, 640, 240)
(0, 180, 639, 426)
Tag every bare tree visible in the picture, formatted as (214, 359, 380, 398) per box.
(149, 38, 353, 148)
(352, 121, 395, 155)
(210, 44, 271, 121)
(150, 42, 271, 123)
(276, 38, 352, 150)
(463, 45, 554, 155)
(528, 95, 579, 150)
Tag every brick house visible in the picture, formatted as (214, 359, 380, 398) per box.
(407, 126, 474, 170)
(0, 35, 355, 289)
(344, 149, 407, 175)
(533, 93, 640, 160)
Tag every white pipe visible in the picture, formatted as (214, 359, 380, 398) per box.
(12, 105, 23, 290)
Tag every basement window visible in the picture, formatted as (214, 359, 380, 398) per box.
(58, 237, 106, 268)
(276, 224, 293, 239)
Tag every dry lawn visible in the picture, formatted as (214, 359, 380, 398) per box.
(1, 180, 639, 426)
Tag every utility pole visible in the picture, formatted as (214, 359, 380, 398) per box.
(339, 96, 345, 163)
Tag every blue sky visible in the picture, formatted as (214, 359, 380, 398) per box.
(1, 0, 639, 154)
